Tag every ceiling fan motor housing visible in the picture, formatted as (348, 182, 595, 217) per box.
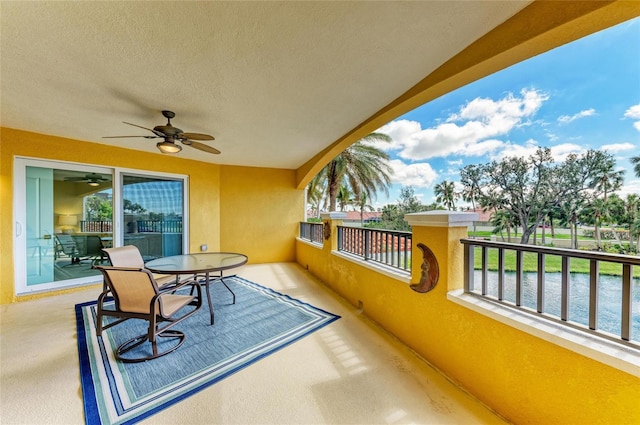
(153, 125, 183, 136)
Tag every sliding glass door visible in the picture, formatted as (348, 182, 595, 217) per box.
(14, 158, 188, 295)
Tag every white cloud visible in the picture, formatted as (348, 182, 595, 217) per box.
(601, 142, 636, 153)
(557, 108, 596, 124)
(618, 179, 640, 198)
(492, 140, 584, 162)
(549, 143, 586, 161)
(388, 159, 437, 188)
(624, 104, 640, 132)
(377, 89, 548, 160)
(624, 104, 640, 119)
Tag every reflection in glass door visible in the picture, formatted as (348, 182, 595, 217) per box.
(121, 174, 184, 260)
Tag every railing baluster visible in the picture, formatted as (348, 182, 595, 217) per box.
(498, 248, 504, 301)
(561, 256, 570, 321)
(464, 242, 474, 293)
(516, 250, 523, 306)
(481, 246, 488, 296)
(621, 264, 632, 341)
(589, 260, 599, 330)
(537, 253, 545, 314)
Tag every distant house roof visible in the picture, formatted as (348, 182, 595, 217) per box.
(467, 208, 492, 222)
(343, 211, 382, 221)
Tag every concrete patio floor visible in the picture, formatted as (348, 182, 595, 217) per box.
(0, 262, 509, 424)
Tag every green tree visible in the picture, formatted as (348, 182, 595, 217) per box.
(306, 173, 327, 218)
(580, 197, 609, 249)
(631, 155, 640, 178)
(631, 216, 640, 252)
(336, 184, 353, 212)
(490, 210, 514, 241)
(460, 164, 483, 236)
(469, 148, 617, 244)
(123, 199, 146, 214)
(354, 192, 375, 226)
(590, 161, 624, 242)
(323, 133, 393, 212)
(434, 180, 458, 210)
(378, 186, 433, 231)
(85, 195, 113, 221)
(624, 194, 640, 250)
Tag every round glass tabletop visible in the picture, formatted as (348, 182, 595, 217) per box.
(145, 252, 248, 274)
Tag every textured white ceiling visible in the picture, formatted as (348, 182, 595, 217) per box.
(1, 1, 530, 169)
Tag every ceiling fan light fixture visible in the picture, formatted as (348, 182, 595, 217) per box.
(157, 141, 182, 154)
(87, 181, 101, 187)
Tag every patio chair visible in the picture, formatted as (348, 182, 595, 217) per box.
(102, 245, 176, 287)
(94, 266, 202, 362)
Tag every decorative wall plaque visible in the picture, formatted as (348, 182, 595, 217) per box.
(323, 221, 331, 240)
(410, 243, 439, 293)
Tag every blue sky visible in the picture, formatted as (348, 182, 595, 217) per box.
(369, 17, 640, 209)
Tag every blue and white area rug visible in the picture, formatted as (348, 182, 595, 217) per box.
(76, 276, 340, 425)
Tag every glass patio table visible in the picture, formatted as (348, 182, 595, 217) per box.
(146, 252, 248, 325)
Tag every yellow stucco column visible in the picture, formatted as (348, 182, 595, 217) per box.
(405, 211, 478, 292)
(319, 212, 347, 253)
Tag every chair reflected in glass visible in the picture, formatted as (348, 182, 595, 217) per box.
(54, 234, 105, 266)
(54, 234, 83, 266)
(94, 266, 202, 362)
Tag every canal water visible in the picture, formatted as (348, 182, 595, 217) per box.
(474, 271, 640, 343)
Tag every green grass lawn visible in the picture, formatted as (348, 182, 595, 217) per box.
(468, 231, 590, 240)
(473, 247, 640, 278)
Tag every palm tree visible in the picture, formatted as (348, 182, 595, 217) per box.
(581, 198, 609, 250)
(624, 194, 640, 251)
(490, 210, 511, 241)
(592, 166, 624, 242)
(460, 164, 483, 236)
(353, 192, 375, 226)
(434, 180, 458, 210)
(632, 216, 640, 252)
(336, 184, 353, 212)
(306, 173, 327, 218)
(631, 156, 640, 178)
(323, 133, 393, 212)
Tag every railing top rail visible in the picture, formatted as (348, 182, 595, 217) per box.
(337, 225, 412, 237)
(461, 238, 640, 265)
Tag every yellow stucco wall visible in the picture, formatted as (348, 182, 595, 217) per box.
(296, 220, 640, 425)
(220, 165, 302, 263)
(0, 127, 302, 304)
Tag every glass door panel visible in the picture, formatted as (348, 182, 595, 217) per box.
(121, 174, 184, 260)
(15, 159, 113, 294)
(25, 166, 54, 285)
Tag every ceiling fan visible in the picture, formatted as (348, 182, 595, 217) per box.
(64, 173, 110, 187)
(104, 110, 220, 154)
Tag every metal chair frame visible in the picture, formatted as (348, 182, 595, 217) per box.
(95, 266, 202, 363)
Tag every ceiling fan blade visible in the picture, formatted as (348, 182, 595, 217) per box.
(123, 121, 165, 137)
(103, 135, 157, 139)
(182, 132, 215, 141)
(187, 141, 221, 154)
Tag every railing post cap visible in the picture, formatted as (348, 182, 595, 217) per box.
(320, 212, 348, 220)
(405, 211, 479, 227)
